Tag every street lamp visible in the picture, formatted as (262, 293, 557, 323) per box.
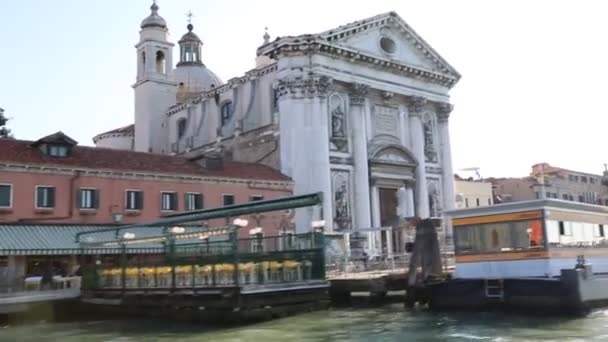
(169, 226, 185, 234)
(311, 220, 325, 231)
(233, 218, 249, 227)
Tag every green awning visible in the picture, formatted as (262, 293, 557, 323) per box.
(0, 225, 200, 256)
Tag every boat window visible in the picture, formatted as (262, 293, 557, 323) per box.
(454, 219, 545, 255)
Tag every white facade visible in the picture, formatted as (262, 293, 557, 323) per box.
(93, 6, 461, 245)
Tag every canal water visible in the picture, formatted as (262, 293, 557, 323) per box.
(2, 304, 608, 341)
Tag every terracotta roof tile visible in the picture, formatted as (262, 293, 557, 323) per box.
(0, 138, 290, 182)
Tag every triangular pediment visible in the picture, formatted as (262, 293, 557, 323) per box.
(319, 12, 459, 78)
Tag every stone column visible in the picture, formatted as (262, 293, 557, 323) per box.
(370, 185, 381, 255)
(437, 102, 455, 212)
(277, 75, 334, 233)
(405, 186, 415, 217)
(437, 102, 456, 240)
(408, 96, 430, 218)
(349, 84, 372, 231)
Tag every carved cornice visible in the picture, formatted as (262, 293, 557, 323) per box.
(276, 75, 333, 99)
(349, 83, 369, 105)
(436, 102, 454, 122)
(257, 37, 459, 89)
(407, 96, 428, 116)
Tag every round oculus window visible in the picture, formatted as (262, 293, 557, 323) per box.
(380, 37, 396, 54)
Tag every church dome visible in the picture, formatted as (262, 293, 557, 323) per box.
(174, 23, 223, 94)
(174, 65, 223, 94)
(140, 2, 167, 29)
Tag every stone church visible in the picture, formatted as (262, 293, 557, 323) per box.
(93, 2, 461, 253)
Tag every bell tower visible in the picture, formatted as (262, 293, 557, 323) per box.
(133, 1, 176, 153)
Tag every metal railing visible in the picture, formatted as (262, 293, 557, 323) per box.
(84, 232, 326, 291)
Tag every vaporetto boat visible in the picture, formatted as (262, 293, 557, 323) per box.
(429, 199, 608, 315)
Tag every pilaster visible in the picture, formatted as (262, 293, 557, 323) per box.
(437, 101, 456, 218)
(408, 96, 430, 218)
(349, 83, 372, 231)
(277, 74, 334, 232)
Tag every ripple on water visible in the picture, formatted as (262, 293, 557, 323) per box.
(3, 308, 608, 341)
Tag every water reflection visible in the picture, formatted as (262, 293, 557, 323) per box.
(2, 305, 608, 341)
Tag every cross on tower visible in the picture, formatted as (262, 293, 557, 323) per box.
(186, 10, 195, 24)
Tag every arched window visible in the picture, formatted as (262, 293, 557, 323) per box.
(156, 50, 166, 74)
(221, 101, 233, 126)
(177, 118, 187, 139)
(141, 51, 146, 68)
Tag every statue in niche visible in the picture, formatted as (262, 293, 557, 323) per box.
(331, 105, 346, 138)
(423, 120, 437, 163)
(428, 184, 442, 218)
(330, 104, 348, 152)
(333, 179, 351, 230)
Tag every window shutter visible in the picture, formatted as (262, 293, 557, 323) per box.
(94, 190, 100, 209)
(36, 187, 43, 208)
(171, 193, 177, 210)
(77, 189, 82, 209)
(48, 187, 55, 208)
(137, 191, 143, 210)
(196, 194, 203, 210)
(184, 193, 190, 210)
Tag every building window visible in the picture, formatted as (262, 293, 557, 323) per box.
(156, 50, 166, 74)
(272, 88, 279, 112)
(535, 192, 540, 199)
(35, 186, 55, 209)
(581, 176, 588, 183)
(579, 195, 584, 203)
(476, 198, 480, 207)
(250, 231, 264, 253)
(562, 194, 569, 200)
(78, 188, 98, 209)
(48, 145, 68, 157)
(558, 221, 573, 236)
(280, 231, 296, 250)
(0, 184, 12, 208)
(125, 190, 143, 210)
(185, 192, 203, 211)
(250, 195, 264, 202)
(223, 194, 235, 206)
(487, 198, 491, 205)
(595, 224, 605, 238)
(464, 198, 469, 208)
(569, 195, 574, 201)
(591, 178, 596, 184)
(177, 118, 187, 139)
(161, 192, 177, 211)
(220, 101, 233, 126)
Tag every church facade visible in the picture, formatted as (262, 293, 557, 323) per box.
(93, 3, 461, 253)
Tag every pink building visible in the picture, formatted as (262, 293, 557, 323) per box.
(0, 132, 293, 281)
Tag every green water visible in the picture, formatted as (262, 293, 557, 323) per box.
(2, 305, 608, 341)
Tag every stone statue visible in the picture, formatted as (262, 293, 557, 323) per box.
(428, 186, 442, 217)
(331, 105, 346, 138)
(334, 182, 350, 230)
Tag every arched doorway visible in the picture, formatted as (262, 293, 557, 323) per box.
(368, 143, 418, 257)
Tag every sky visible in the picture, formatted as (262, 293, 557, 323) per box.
(1, 0, 607, 178)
